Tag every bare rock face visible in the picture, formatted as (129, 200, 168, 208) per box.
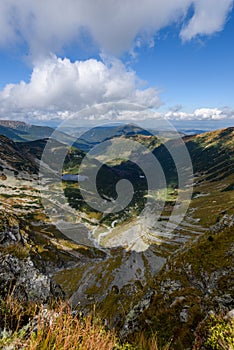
(0, 225, 23, 245)
(0, 252, 64, 303)
(120, 289, 155, 339)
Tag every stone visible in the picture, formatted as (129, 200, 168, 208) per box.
(0, 252, 64, 302)
(160, 279, 182, 294)
(180, 306, 189, 323)
(120, 289, 154, 339)
(170, 296, 186, 308)
(225, 309, 234, 320)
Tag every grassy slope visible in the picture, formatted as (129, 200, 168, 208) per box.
(187, 127, 234, 227)
(125, 127, 234, 349)
(131, 223, 233, 349)
(0, 127, 233, 349)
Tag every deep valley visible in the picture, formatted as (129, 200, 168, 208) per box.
(0, 122, 233, 349)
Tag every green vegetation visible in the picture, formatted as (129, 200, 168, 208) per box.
(129, 224, 234, 349)
(0, 243, 30, 259)
(194, 313, 234, 349)
(1, 294, 231, 349)
(0, 127, 233, 349)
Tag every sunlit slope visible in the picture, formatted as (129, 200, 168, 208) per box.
(185, 127, 234, 226)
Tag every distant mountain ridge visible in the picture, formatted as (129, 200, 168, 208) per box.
(0, 125, 233, 349)
(153, 126, 234, 184)
(0, 120, 28, 129)
(0, 120, 57, 142)
(0, 122, 233, 180)
(0, 120, 169, 151)
(0, 134, 37, 173)
(185, 127, 234, 182)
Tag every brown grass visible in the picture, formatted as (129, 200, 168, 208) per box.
(0, 296, 116, 350)
(27, 304, 116, 350)
(0, 295, 172, 350)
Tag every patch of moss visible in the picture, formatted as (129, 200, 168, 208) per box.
(53, 265, 86, 297)
(0, 243, 30, 259)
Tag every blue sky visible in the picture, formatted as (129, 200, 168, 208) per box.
(0, 0, 233, 127)
(131, 15, 234, 112)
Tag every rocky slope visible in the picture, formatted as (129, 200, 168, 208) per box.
(121, 215, 234, 348)
(0, 126, 233, 349)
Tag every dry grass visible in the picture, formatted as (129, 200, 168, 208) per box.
(0, 293, 38, 333)
(0, 295, 172, 350)
(0, 297, 116, 350)
(27, 305, 116, 350)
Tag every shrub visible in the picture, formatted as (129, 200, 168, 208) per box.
(194, 312, 234, 350)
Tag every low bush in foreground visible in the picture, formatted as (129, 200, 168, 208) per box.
(193, 312, 234, 350)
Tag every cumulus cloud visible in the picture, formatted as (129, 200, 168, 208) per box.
(0, 0, 233, 58)
(1, 56, 233, 124)
(0, 56, 161, 120)
(165, 107, 234, 120)
(0, 1, 233, 123)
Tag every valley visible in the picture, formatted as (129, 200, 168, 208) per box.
(0, 123, 233, 349)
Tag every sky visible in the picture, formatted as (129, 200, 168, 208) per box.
(0, 0, 233, 128)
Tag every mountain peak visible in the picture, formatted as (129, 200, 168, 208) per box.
(0, 120, 30, 129)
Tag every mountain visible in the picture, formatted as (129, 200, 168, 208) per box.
(0, 120, 185, 155)
(0, 127, 233, 349)
(0, 119, 84, 148)
(121, 216, 234, 348)
(0, 120, 56, 141)
(0, 124, 27, 141)
(80, 123, 152, 142)
(54, 127, 234, 346)
(117, 128, 234, 347)
(0, 120, 159, 152)
(59, 123, 158, 151)
(0, 134, 38, 174)
(153, 126, 234, 190)
(185, 127, 234, 179)
(60, 123, 152, 140)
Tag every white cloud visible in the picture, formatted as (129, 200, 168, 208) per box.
(194, 108, 223, 120)
(0, 0, 232, 58)
(1, 57, 233, 124)
(180, 0, 233, 41)
(165, 107, 234, 120)
(165, 111, 191, 119)
(0, 1, 233, 123)
(0, 56, 161, 120)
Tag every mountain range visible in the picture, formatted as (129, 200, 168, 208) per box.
(0, 122, 233, 349)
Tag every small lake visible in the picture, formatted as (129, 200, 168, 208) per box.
(62, 174, 88, 182)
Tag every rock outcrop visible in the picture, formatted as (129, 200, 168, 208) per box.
(119, 216, 234, 347)
(0, 252, 64, 302)
(0, 223, 64, 303)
